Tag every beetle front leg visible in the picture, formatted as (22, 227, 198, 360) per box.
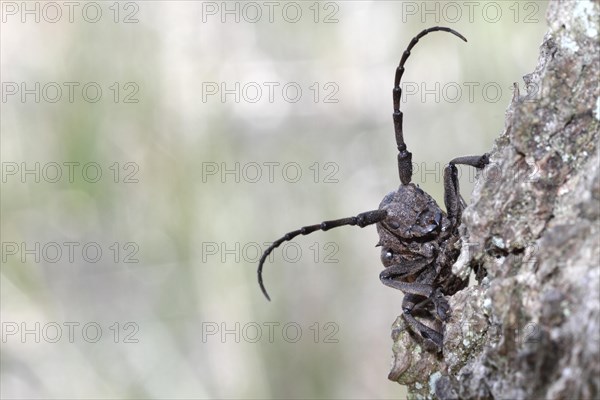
(380, 273, 450, 321)
(379, 259, 431, 282)
(444, 154, 490, 223)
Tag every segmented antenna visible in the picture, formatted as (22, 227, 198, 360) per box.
(258, 210, 387, 300)
(257, 27, 468, 301)
(393, 27, 467, 185)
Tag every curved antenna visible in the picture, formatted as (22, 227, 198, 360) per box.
(393, 27, 467, 185)
(258, 209, 387, 300)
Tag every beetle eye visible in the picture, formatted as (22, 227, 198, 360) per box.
(388, 220, 400, 229)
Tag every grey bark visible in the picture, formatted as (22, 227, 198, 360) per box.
(387, 1, 600, 399)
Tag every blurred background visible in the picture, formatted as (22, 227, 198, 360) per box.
(2, 1, 548, 399)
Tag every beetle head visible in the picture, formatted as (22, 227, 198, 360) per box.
(378, 183, 444, 240)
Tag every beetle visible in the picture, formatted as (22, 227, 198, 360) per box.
(257, 26, 489, 352)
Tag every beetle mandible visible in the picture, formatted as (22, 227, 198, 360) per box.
(257, 26, 489, 353)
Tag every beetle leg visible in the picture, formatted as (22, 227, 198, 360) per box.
(431, 288, 450, 322)
(381, 278, 434, 297)
(449, 154, 490, 169)
(381, 264, 451, 323)
(444, 153, 490, 223)
(381, 277, 450, 319)
(380, 260, 437, 308)
(402, 294, 444, 352)
(379, 259, 431, 281)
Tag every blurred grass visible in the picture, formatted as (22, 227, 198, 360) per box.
(1, 1, 549, 399)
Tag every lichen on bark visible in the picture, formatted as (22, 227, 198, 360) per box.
(388, 1, 600, 399)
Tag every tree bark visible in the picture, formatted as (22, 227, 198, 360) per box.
(388, 1, 600, 399)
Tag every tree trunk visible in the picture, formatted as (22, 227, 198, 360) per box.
(388, 1, 600, 399)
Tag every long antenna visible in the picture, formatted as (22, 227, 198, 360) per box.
(393, 27, 467, 185)
(258, 209, 387, 300)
